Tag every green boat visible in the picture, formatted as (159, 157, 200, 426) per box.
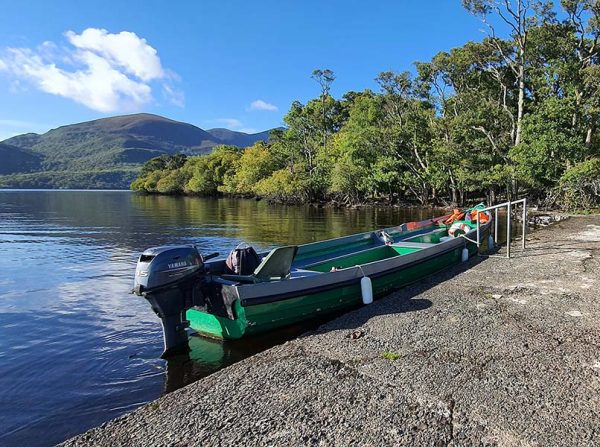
(133, 205, 492, 356)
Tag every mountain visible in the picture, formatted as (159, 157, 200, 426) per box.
(205, 128, 272, 148)
(0, 143, 43, 174)
(0, 113, 274, 189)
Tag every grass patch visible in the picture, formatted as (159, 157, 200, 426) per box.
(381, 351, 401, 361)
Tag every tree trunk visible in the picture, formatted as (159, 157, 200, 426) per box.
(586, 123, 594, 147)
(515, 62, 525, 146)
(449, 172, 458, 205)
(488, 187, 496, 206)
(572, 90, 582, 128)
(451, 188, 458, 205)
(322, 95, 327, 151)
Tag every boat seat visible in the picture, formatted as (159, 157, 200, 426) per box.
(221, 245, 298, 283)
(372, 230, 394, 245)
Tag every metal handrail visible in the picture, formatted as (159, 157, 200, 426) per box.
(475, 198, 527, 258)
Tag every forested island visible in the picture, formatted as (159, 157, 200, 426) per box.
(132, 0, 599, 210)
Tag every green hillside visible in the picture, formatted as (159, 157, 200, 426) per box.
(0, 113, 272, 189)
(0, 169, 139, 190)
(205, 128, 272, 148)
(0, 143, 42, 174)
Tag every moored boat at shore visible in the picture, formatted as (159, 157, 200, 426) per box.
(134, 205, 492, 357)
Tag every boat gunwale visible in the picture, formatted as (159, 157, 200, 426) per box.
(237, 222, 492, 307)
(291, 216, 448, 256)
(292, 221, 450, 268)
(202, 215, 449, 272)
(238, 242, 459, 306)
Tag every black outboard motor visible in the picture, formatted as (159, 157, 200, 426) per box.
(133, 245, 218, 357)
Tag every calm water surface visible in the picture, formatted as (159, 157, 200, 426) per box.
(0, 190, 443, 446)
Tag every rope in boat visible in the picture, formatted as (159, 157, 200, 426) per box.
(356, 264, 367, 277)
(460, 235, 479, 245)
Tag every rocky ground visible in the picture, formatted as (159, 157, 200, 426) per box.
(61, 216, 600, 447)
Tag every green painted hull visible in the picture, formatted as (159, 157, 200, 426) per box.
(187, 242, 476, 340)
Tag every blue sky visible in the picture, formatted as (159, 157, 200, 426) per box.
(0, 0, 487, 140)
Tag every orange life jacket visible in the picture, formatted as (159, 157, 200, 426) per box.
(444, 209, 465, 225)
(470, 210, 490, 223)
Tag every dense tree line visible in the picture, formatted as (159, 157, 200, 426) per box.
(132, 0, 600, 209)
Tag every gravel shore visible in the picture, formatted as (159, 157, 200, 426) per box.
(61, 215, 600, 447)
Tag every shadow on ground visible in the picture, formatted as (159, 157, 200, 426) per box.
(302, 254, 489, 336)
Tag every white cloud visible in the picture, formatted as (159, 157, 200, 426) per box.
(248, 99, 278, 112)
(0, 28, 183, 113)
(65, 29, 164, 81)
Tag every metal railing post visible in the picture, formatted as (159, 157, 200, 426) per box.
(494, 208, 499, 243)
(476, 212, 481, 254)
(506, 200, 512, 259)
(475, 198, 526, 259)
(522, 198, 527, 250)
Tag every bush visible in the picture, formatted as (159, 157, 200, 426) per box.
(185, 146, 240, 194)
(156, 169, 187, 194)
(131, 147, 240, 195)
(131, 170, 163, 192)
(559, 158, 600, 210)
(254, 168, 307, 202)
(229, 142, 280, 194)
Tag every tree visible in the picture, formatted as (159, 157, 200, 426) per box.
(185, 146, 240, 195)
(139, 153, 188, 176)
(561, 0, 600, 146)
(229, 142, 280, 194)
(281, 94, 345, 199)
(463, 0, 554, 146)
(328, 92, 388, 201)
(156, 169, 187, 194)
(375, 71, 439, 203)
(559, 157, 600, 209)
(312, 69, 336, 151)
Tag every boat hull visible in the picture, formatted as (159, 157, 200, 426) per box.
(186, 232, 484, 340)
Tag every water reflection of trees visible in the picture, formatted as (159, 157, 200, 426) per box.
(2, 191, 442, 253)
(130, 194, 442, 247)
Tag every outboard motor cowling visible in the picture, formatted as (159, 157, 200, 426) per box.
(134, 245, 204, 295)
(133, 245, 216, 357)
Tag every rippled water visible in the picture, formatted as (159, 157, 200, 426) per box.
(0, 190, 444, 446)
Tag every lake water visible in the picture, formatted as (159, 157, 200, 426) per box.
(0, 190, 445, 446)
